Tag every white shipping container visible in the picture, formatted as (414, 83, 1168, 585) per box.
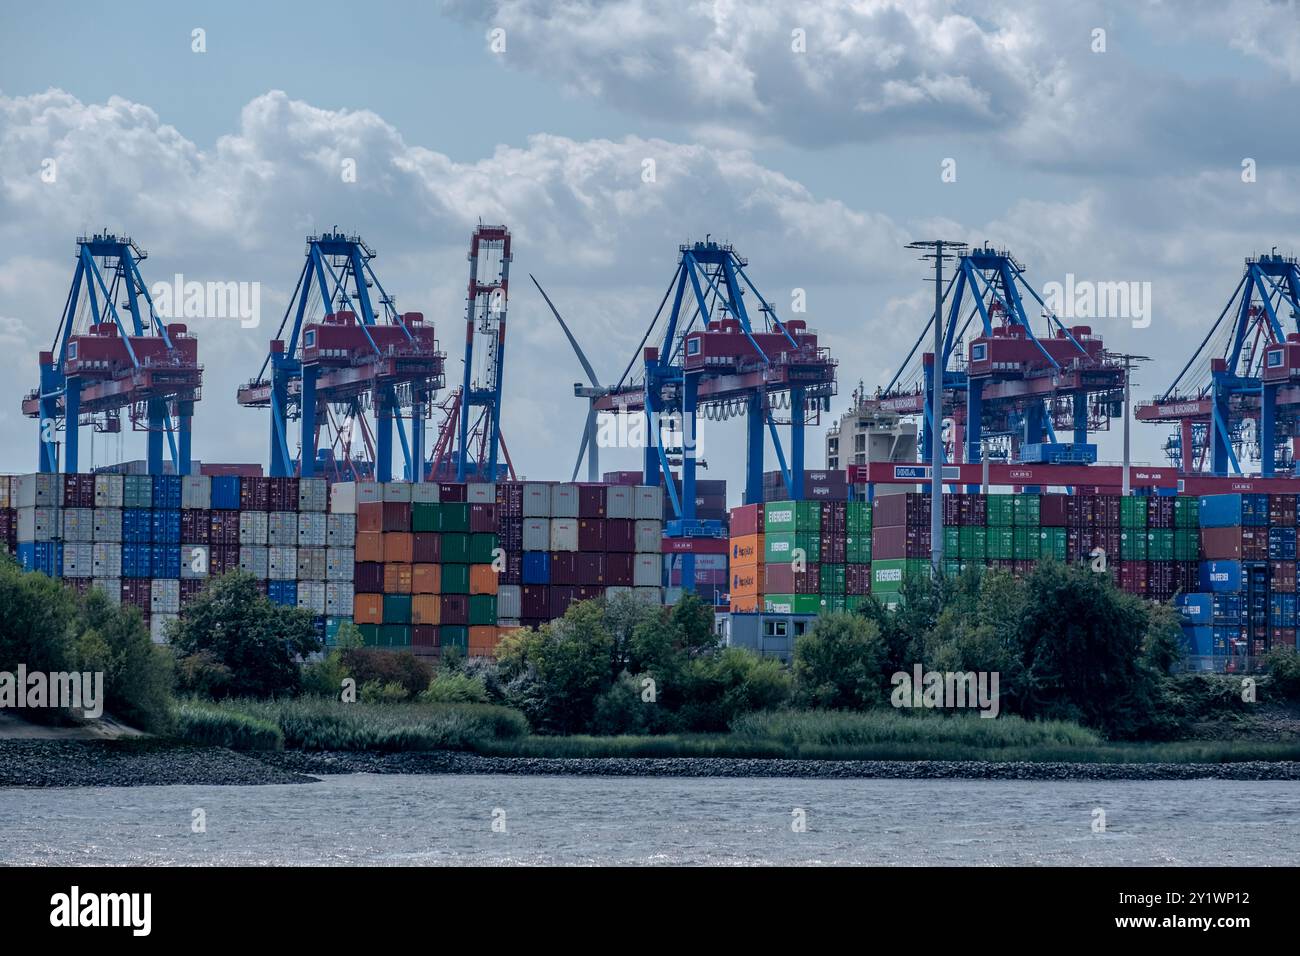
(61, 507, 95, 542)
(522, 517, 551, 552)
(549, 517, 579, 552)
(180, 544, 210, 579)
(15, 473, 59, 508)
(269, 546, 297, 581)
(381, 481, 412, 503)
(151, 578, 181, 614)
(410, 482, 440, 503)
(325, 581, 354, 617)
(93, 508, 122, 542)
(633, 485, 664, 519)
(150, 613, 179, 645)
(632, 553, 660, 587)
(17, 506, 60, 542)
(297, 512, 327, 547)
(550, 483, 579, 517)
(239, 511, 268, 545)
(632, 585, 663, 605)
(326, 548, 355, 581)
(497, 618, 522, 630)
(92, 542, 123, 578)
(239, 546, 269, 579)
(297, 477, 328, 512)
(606, 485, 635, 519)
(92, 578, 122, 606)
(0, 475, 10, 509)
(634, 519, 662, 553)
(467, 482, 496, 504)
(497, 584, 522, 619)
(664, 586, 684, 605)
(94, 474, 124, 508)
(330, 480, 380, 514)
(296, 547, 327, 580)
(326, 512, 356, 546)
(181, 475, 212, 509)
(522, 482, 552, 517)
(268, 511, 298, 546)
(296, 579, 326, 615)
(604, 585, 635, 602)
(62, 543, 94, 578)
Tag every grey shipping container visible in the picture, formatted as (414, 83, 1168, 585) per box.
(633, 553, 660, 587)
(633, 485, 664, 519)
(92, 578, 122, 606)
(151, 578, 181, 615)
(296, 547, 327, 581)
(632, 586, 662, 605)
(62, 507, 95, 542)
(15, 473, 59, 508)
(606, 485, 635, 519)
(326, 548, 355, 581)
(239, 546, 269, 579)
(182, 475, 211, 509)
(326, 513, 356, 546)
(550, 517, 579, 551)
(268, 512, 297, 546)
(550, 483, 579, 517)
(150, 613, 178, 645)
(17, 506, 60, 542)
(93, 508, 123, 542)
(325, 581, 354, 617)
(94, 474, 124, 508)
(329, 481, 380, 514)
(467, 482, 496, 504)
(634, 519, 662, 553)
(268, 547, 296, 581)
(298, 477, 328, 512)
(604, 585, 635, 602)
(522, 517, 551, 552)
(410, 482, 440, 503)
(62, 543, 94, 578)
(123, 475, 153, 509)
(240, 511, 269, 545)
(297, 580, 326, 615)
(497, 584, 522, 618)
(297, 512, 327, 547)
(522, 482, 552, 517)
(92, 543, 123, 577)
(381, 481, 412, 503)
(180, 544, 210, 579)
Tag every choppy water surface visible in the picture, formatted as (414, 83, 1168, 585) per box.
(2, 774, 1296, 865)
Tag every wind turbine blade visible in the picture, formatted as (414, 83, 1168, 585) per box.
(531, 273, 602, 387)
(572, 413, 593, 483)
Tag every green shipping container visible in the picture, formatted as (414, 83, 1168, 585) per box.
(819, 594, 848, 614)
(469, 594, 498, 626)
(1147, 529, 1175, 562)
(324, 617, 352, 646)
(1013, 494, 1040, 527)
(847, 501, 873, 535)
(764, 593, 822, 615)
(943, 527, 961, 554)
(959, 526, 988, 561)
(379, 624, 411, 648)
(469, 533, 499, 564)
(441, 625, 469, 653)
(1038, 527, 1067, 562)
(987, 527, 1015, 560)
(943, 559, 963, 579)
(764, 500, 822, 533)
(1174, 527, 1199, 561)
(819, 563, 846, 594)
(1120, 496, 1148, 529)
(987, 494, 1016, 527)
(1174, 496, 1199, 529)
(1013, 526, 1035, 559)
(383, 594, 412, 625)
(765, 532, 821, 565)
(440, 502, 470, 533)
(441, 563, 470, 594)
(1120, 530, 1147, 560)
(846, 533, 872, 563)
(412, 502, 440, 532)
(357, 623, 380, 647)
(872, 558, 928, 593)
(441, 532, 471, 564)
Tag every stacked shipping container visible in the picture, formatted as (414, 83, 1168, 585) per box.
(753, 499, 871, 615)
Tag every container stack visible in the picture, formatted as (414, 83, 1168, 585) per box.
(0, 476, 17, 558)
(343, 481, 500, 657)
(726, 503, 764, 613)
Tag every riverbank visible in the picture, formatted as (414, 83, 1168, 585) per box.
(4, 739, 1300, 788)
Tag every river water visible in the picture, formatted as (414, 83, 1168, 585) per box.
(2, 774, 1296, 865)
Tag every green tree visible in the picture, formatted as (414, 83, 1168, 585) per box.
(169, 572, 319, 699)
(75, 589, 174, 731)
(793, 612, 887, 709)
(676, 648, 792, 732)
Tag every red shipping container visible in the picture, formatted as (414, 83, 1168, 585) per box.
(941, 494, 962, 525)
(521, 585, 549, 619)
(1148, 561, 1177, 600)
(412, 532, 442, 564)
(1148, 496, 1175, 529)
(1118, 560, 1149, 594)
(501, 552, 523, 585)
(1270, 628, 1296, 649)
(819, 530, 846, 564)
(180, 579, 206, 604)
(1177, 561, 1200, 593)
(846, 564, 872, 595)
(353, 562, 384, 593)
(268, 477, 299, 511)
(1012, 560, 1034, 577)
(121, 579, 151, 611)
(872, 493, 930, 529)
(550, 552, 578, 585)
(498, 518, 523, 551)
(1272, 561, 1297, 593)
(1269, 494, 1297, 526)
(605, 519, 635, 552)
(496, 481, 524, 517)
(181, 510, 211, 544)
(872, 525, 931, 559)
(440, 594, 469, 625)
(577, 552, 605, 586)
(765, 564, 820, 594)
(729, 504, 765, 537)
(438, 482, 467, 503)
(578, 518, 607, 552)
(549, 585, 579, 619)
(412, 625, 439, 649)
(1039, 496, 1068, 527)
(578, 485, 607, 518)
(240, 476, 271, 511)
(605, 553, 634, 586)
(469, 503, 497, 533)
(576, 585, 604, 602)
(963, 494, 987, 526)
(1094, 496, 1121, 527)
(212, 544, 241, 575)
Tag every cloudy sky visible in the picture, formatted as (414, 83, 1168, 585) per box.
(1, 0, 1298, 492)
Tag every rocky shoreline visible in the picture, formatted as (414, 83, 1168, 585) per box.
(4, 740, 1300, 787)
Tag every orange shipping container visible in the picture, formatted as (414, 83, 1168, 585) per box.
(355, 531, 384, 563)
(383, 562, 413, 594)
(729, 564, 762, 596)
(354, 593, 383, 624)
(469, 564, 499, 595)
(468, 625, 499, 656)
(412, 563, 441, 594)
(730, 534, 763, 567)
(411, 594, 441, 626)
(383, 531, 414, 564)
(729, 594, 762, 613)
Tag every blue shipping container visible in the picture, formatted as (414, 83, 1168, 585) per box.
(1200, 560, 1244, 592)
(1269, 527, 1297, 560)
(151, 510, 181, 544)
(153, 475, 182, 509)
(211, 476, 241, 510)
(1269, 593, 1298, 627)
(1176, 593, 1213, 625)
(268, 581, 297, 607)
(123, 509, 152, 544)
(522, 551, 551, 585)
(123, 544, 151, 578)
(1199, 493, 1269, 528)
(1211, 593, 1242, 624)
(1212, 626, 1240, 654)
(17, 542, 62, 576)
(151, 545, 181, 579)
(1181, 625, 1214, 656)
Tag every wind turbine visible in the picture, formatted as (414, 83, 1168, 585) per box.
(530, 273, 611, 482)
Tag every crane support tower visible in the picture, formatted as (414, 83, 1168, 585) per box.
(237, 229, 445, 481)
(1137, 251, 1300, 477)
(881, 244, 1126, 491)
(21, 232, 202, 475)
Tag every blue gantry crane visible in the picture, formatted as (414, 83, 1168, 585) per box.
(22, 232, 203, 475)
(237, 229, 445, 481)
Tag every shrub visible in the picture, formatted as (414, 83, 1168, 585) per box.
(420, 672, 490, 704)
(793, 612, 886, 709)
(338, 648, 433, 699)
(174, 701, 284, 750)
(1264, 648, 1300, 701)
